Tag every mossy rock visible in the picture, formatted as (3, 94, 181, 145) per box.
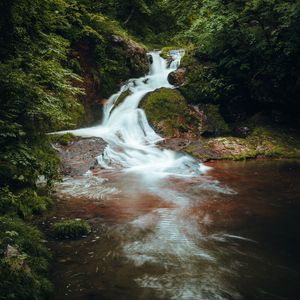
(49, 133, 76, 146)
(52, 219, 91, 239)
(110, 89, 131, 114)
(246, 126, 300, 158)
(183, 125, 300, 161)
(140, 88, 201, 138)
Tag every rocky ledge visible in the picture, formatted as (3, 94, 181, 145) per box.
(162, 127, 300, 161)
(50, 134, 107, 176)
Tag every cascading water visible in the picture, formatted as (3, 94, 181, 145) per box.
(52, 50, 274, 300)
(70, 50, 209, 178)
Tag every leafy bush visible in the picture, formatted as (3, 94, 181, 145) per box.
(49, 133, 76, 146)
(0, 216, 52, 300)
(0, 188, 52, 219)
(167, 0, 300, 122)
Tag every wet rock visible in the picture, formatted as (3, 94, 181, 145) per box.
(167, 68, 186, 86)
(54, 137, 107, 176)
(158, 138, 191, 152)
(159, 48, 176, 67)
(72, 35, 149, 125)
(148, 54, 153, 65)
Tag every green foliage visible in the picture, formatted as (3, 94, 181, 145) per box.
(52, 219, 91, 239)
(168, 0, 300, 122)
(0, 216, 52, 300)
(179, 61, 225, 104)
(0, 0, 84, 209)
(0, 1, 87, 296)
(0, 188, 52, 219)
(83, 0, 178, 44)
(60, 2, 150, 102)
(49, 133, 76, 145)
(110, 89, 131, 113)
(200, 104, 230, 135)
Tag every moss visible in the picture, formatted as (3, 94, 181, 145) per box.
(0, 216, 52, 300)
(49, 133, 76, 146)
(160, 46, 179, 59)
(246, 126, 300, 158)
(52, 219, 91, 239)
(110, 89, 131, 114)
(140, 88, 201, 137)
(183, 124, 300, 161)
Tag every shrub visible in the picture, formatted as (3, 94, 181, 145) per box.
(0, 216, 52, 300)
(52, 219, 91, 239)
(48, 133, 76, 146)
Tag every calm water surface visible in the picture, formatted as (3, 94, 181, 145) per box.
(48, 160, 300, 300)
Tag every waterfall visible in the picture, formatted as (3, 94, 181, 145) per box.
(69, 50, 209, 179)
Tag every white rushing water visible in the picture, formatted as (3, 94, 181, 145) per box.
(67, 50, 209, 179)
(53, 51, 248, 300)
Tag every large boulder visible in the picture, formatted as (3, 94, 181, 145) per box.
(140, 88, 201, 138)
(168, 68, 186, 86)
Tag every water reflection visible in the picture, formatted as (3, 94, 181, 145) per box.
(49, 160, 300, 300)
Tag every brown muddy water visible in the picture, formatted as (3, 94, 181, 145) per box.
(45, 160, 300, 300)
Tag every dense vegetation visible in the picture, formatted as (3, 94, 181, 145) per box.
(167, 0, 300, 123)
(1, 0, 299, 298)
(0, 0, 163, 298)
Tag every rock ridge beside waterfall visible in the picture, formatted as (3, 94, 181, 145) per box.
(55, 47, 300, 166)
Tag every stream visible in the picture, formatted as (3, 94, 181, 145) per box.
(49, 51, 300, 299)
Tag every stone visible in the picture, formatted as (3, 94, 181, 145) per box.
(167, 68, 186, 86)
